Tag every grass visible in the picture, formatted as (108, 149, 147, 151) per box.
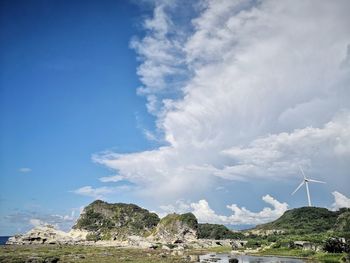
(254, 247, 346, 262)
(206, 246, 232, 253)
(0, 245, 190, 263)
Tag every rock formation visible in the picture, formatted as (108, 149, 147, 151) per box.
(151, 213, 198, 243)
(73, 200, 160, 241)
(6, 225, 83, 245)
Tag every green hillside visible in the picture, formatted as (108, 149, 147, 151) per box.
(198, 223, 243, 240)
(256, 207, 350, 234)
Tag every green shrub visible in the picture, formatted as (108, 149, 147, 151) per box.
(198, 223, 244, 240)
(86, 233, 100, 242)
(324, 238, 349, 253)
(179, 213, 198, 229)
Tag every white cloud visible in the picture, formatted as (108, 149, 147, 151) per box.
(159, 195, 288, 225)
(218, 112, 350, 180)
(99, 175, 124, 183)
(29, 218, 45, 227)
(18, 168, 31, 173)
(130, 2, 189, 115)
(72, 185, 132, 199)
(91, 0, 350, 204)
(160, 199, 191, 214)
(191, 195, 288, 225)
(72, 186, 116, 199)
(331, 191, 350, 210)
(5, 210, 77, 232)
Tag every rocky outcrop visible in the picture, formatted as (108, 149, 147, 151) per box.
(150, 213, 198, 243)
(6, 225, 79, 245)
(73, 200, 160, 241)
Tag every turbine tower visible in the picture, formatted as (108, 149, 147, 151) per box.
(291, 166, 326, 207)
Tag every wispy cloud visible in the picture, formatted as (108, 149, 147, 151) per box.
(99, 175, 124, 183)
(72, 185, 132, 199)
(29, 218, 46, 227)
(18, 168, 32, 173)
(4, 210, 77, 232)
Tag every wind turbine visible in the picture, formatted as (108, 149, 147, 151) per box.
(291, 166, 326, 207)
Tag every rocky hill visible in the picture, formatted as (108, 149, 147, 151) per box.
(73, 200, 160, 240)
(151, 213, 198, 243)
(253, 207, 350, 235)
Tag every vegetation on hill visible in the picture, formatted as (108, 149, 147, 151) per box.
(152, 213, 199, 242)
(334, 208, 350, 233)
(255, 207, 350, 235)
(73, 200, 160, 240)
(198, 223, 244, 240)
(158, 213, 198, 230)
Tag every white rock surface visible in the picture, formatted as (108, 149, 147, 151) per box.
(7, 225, 74, 245)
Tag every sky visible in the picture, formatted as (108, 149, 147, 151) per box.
(1, 0, 350, 235)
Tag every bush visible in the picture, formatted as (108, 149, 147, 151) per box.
(198, 224, 244, 240)
(323, 238, 349, 253)
(86, 233, 100, 242)
(267, 235, 278, 242)
(246, 240, 261, 248)
(179, 213, 198, 229)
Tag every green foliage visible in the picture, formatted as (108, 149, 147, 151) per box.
(0, 245, 190, 263)
(101, 231, 112, 241)
(156, 212, 198, 237)
(267, 235, 277, 242)
(324, 238, 349, 253)
(74, 209, 105, 231)
(86, 233, 100, 242)
(198, 223, 244, 240)
(256, 207, 350, 234)
(159, 213, 198, 229)
(73, 200, 160, 238)
(179, 213, 198, 230)
(299, 250, 316, 257)
(334, 210, 350, 233)
(246, 240, 261, 248)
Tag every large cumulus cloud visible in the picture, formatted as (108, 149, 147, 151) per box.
(88, 0, 350, 204)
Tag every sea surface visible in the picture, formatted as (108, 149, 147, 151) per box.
(0, 236, 10, 245)
(200, 253, 305, 263)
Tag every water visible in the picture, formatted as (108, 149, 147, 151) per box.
(199, 253, 305, 263)
(0, 236, 10, 245)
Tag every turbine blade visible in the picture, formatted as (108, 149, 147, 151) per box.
(308, 179, 326, 184)
(299, 166, 306, 179)
(292, 181, 304, 195)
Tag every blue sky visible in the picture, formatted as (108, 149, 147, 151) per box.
(1, 0, 350, 235)
(0, 0, 155, 234)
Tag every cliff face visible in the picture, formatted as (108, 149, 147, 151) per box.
(151, 213, 198, 243)
(73, 200, 160, 240)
